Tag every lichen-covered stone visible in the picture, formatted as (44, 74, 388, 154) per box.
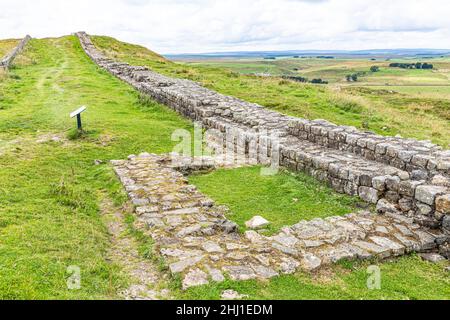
(358, 187, 380, 204)
(182, 269, 209, 290)
(415, 185, 448, 205)
(436, 194, 450, 214)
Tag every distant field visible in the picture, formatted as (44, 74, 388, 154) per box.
(0, 39, 19, 59)
(92, 36, 450, 147)
(182, 56, 450, 86)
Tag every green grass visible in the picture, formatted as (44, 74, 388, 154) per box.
(0, 35, 449, 300)
(0, 36, 192, 299)
(185, 167, 449, 300)
(189, 166, 365, 234)
(174, 255, 449, 300)
(91, 36, 450, 147)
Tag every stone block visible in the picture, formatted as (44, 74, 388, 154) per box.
(415, 185, 447, 205)
(436, 194, 450, 214)
(372, 175, 388, 191)
(385, 176, 401, 192)
(358, 187, 380, 204)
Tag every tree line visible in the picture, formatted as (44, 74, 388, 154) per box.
(389, 62, 433, 69)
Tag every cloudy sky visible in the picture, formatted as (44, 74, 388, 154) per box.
(1, 0, 450, 54)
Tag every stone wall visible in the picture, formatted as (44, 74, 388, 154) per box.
(76, 32, 450, 238)
(0, 35, 32, 69)
(112, 153, 448, 289)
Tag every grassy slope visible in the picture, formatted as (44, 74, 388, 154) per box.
(0, 36, 192, 299)
(0, 35, 448, 300)
(189, 167, 365, 234)
(91, 36, 450, 146)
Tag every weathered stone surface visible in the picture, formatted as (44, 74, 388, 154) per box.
(169, 256, 205, 274)
(223, 266, 257, 281)
(273, 234, 299, 247)
(182, 269, 209, 290)
(279, 257, 300, 274)
(415, 185, 447, 206)
(436, 194, 450, 214)
(252, 265, 279, 279)
(376, 199, 399, 214)
(431, 175, 450, 187)
(244, 231, 265, 244)
(372, 176, 388, 191)
(221, 290, 248, 300)
(202, 241, 224, 253)
(358, 187, 380, 204)
(245, 216, 270, 229)
(353, 240, 390, 258)
(369, 236, 405, 255)
(301, 253, 322, 271)
(442, 216, 450, 231)
(419, 253, 446, 263)
(414, 231, 437, 251)
(416, 203, 433, 216)
(206, 266, 225, 283)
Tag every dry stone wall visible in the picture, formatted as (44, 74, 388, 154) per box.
(0, 35, 31, 68)
(112, 153, 447, 289)
(76, 32, 450, 238)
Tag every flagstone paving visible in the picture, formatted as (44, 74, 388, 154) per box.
(112, 153, 446, 289)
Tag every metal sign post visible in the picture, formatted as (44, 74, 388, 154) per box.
(70, 106, 87, 131)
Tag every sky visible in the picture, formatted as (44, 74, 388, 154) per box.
(1, 0, 450, 54)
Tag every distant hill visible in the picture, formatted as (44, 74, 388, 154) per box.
(165, 49, 450, 60)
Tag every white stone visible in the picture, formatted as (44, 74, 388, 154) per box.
(245, 216, 270, 229)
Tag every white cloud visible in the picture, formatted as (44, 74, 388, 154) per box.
(0, 0, 450, 53)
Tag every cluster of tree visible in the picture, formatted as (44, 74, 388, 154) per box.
(264, 57, 276, 60)
(346, 71, 369, 82)
(310, 78, 329, 84)
(316, 56, 335, 59)
(389, 62, 433, 69)
(281, 75, 328, 84)
(346, 74, 360, 82)
(370, 66, 380, 72)
(282, 75, 308, 83)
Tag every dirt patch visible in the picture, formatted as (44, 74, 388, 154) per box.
(100, 197, 171, 300)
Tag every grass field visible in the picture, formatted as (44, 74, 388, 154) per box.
(189, 166, 365, 235)
(0, 36, 192, 299)
(91, 36, 450, 147)
(0, 36, 449, 300)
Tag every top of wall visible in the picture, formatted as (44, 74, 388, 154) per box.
(0, 35, 31, 68)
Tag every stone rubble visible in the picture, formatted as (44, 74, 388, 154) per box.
(221, 290, 249, 300)
(111, 153, 447, 289)
(76, 32, 450, 236)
